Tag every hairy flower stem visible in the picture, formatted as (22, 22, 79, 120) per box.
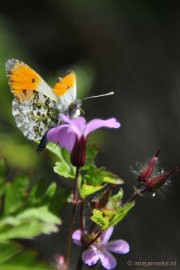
(128, 184, 147, 203)
(65, 167, 80, 269)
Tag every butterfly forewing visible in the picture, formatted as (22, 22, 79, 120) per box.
(53, 70, 77, 112)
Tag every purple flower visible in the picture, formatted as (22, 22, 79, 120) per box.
(72, 227, 130, 270)
(47, 115, 120, 167)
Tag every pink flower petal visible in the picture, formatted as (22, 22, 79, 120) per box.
(84, 118, 121, 137)
(99, 250, 117, 270)
(82, 247, 100, 266)
(61, 115, 86, 137)
(106, 240, 130, 254)
(47, 125, 76, 152)
(72, 229, 82, 246)
(100, 227, 114, 244)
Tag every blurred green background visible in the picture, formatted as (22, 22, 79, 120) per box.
(0, 0, 180, 269)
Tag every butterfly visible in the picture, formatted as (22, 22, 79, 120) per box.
(6, 59, 81, 150)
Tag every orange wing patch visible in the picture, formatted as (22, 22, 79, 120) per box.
(53, 70, 76, 97)
(6, 59, 42, 102)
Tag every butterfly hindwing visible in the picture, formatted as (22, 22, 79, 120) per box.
(6, 59, 59, 141)
(12, 92, 59, 140)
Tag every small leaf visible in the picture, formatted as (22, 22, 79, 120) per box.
(90, 193, 134, 229)
(46, 142, 63, 160)
(109, 189, 124, 206)
(91, 209, 109, 229)
(109, 202, 135, 227)
(54, 161, 75, 179)
(80, 183, 106, 198)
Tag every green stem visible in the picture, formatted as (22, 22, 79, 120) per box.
(73, 167, 80, 202)
(65, 167, 80, 269)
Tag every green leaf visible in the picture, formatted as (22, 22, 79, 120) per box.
(83, 164, 104, 186)
(108, 202, 135, 227)
(109, 189, 124, 206)
(48, 187, 70, 215)
(80, 183, 106, 198)
(91, 209, 109, 229)
(0, 243, 50, 269)
(47, 143, 75, 178)
(27, 179, 69, 214)
(46, 142, 63, 160)
(0, 242, 23, 264)
(82, 164, 123, 186)
(90, 191, 135, 230)
(54, 161, 75, 179)
(48, 144, 75, 179)
(27, 178, 49, 206)
(0, 206, 61, 241)
(3, 175, 30, 215)
(86, 143, 98, 164)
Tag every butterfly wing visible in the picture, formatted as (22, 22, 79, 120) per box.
(53, 70, 78, 114)
(6, 59, 59, 141)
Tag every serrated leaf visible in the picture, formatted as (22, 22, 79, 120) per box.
(0, 206, 61, 241)
(91, 200, 134, 230)
(54, 161, 75, 179)
(4, 175, 30, 215)
(109, 202, 135, 227)
(48, 187, 70, 215)
(80, 183, 106, 198)
(27, 178, 49, 206)
(83, 164, 104, 186)
(91, 209, 109, 229)
(82, 164, 123, 187)
(109, 189, 124, 206)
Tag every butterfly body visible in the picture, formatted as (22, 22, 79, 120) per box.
(6, 59, 80, 141)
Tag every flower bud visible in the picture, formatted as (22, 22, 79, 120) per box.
(138, 149, 160, 183)
(145, 166, 179, 191)
(70, 136, 86, 167)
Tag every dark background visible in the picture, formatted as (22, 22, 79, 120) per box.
(0, 0, 180, 269)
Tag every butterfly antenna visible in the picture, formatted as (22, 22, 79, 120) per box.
(83, 91, 114, 100)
